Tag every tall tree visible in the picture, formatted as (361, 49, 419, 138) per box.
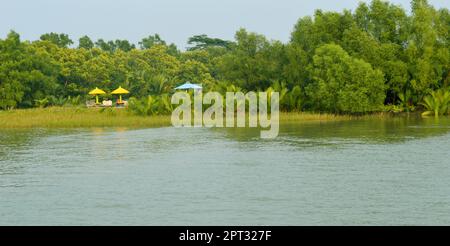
(406, 0, 443, 100)
(139, 34, 166, 49)
(218, 29, 284, 91)
(114, 39, 135, 52)
(1, 31, 59, 108)
(305, 44, 385, 113)
(78, 35, 94, 49)
(187, 34, 233, 50)
(95, 39, 135, 52)
(40, 32, 73, 48)
(0, 31, 25, 109)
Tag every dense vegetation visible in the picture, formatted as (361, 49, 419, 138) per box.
(0, 0, 449, 115)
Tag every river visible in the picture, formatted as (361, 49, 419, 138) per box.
(1, 116, 449, 225)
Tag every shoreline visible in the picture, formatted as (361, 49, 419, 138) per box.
(0, 107, 414, 129)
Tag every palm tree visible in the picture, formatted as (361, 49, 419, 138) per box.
(158, 94, 173, 114)
(149, 74, 173, 95)
(286, 85, 302, 111)
(420, 88, 450, 117)
(398, 89, 415, 112)
(128, 96, 158, 116)
(34, 98, 49, 108)
(264, 81, 288, 111)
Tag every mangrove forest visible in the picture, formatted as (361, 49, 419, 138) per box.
(0, 0, 449, 116)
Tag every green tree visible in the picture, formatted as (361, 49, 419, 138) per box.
(179, 60, 215, 89)
(139, 34, 179, 56)
(95, 39, 135, 52)
(78, 35, 94, 49)
(40, 32, 73, 48)
(0, 0, 448, 115)
(291, 10, 354, 54)
(95, 39, 115, 52)
(139, 34, 166, 49)
(1, 31, 59, 108)
(187, 34, 233, 50)
(405, 0, 444, 100)
(114, 39, 135, 52)
(218, 28, 284, 91)
(355, 0, 408, 44)
(305, 44, 386, 113)
(342, 25, 409, 103)
(0, 31, 25, 109)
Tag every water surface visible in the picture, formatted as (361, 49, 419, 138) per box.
(1, 116, 450, 225)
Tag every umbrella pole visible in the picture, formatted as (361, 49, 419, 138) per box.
(96, 95, 99, 104)
(119, 95, 122, 103)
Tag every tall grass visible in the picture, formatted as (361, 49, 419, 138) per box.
(279, 111, 389, 122)
(0, 107, 171, 128)
(0, 107, 391, 129)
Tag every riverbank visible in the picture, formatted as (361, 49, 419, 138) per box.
(0, 107, 171, 128)
(0, 107, 391, 128)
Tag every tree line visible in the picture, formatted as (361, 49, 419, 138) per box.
(0, 0, 449, 114)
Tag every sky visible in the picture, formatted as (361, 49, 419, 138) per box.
(0, 0, 448, 50)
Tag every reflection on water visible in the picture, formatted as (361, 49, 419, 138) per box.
(217, 116, 450, 143)
(0, 116, 450, 225)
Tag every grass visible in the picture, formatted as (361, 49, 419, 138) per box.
(0, 107, 390, 129)
(0, 107, 172, 128)
(278, 111, 390, 122)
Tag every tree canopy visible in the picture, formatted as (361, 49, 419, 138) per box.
(0, 0, 448, 113)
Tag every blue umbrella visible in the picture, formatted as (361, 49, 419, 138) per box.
(175, 82, 202, 90)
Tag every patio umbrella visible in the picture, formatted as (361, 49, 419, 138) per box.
(175, 82, 202, 90)
(88, 87, 106, 104)
(111, 86, 130, 103)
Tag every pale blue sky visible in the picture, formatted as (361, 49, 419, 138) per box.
(0, 0, 448, 49)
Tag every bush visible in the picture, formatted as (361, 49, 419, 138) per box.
(420, 88, 450, 116)
(305, 44, 386, 114)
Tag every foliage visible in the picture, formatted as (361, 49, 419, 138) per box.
(0, 0, 449, 116)
(420, 88, 450, 116)
(94, 39, 137, 52)
(40, 32, 73, 48)
(305, 44, 385, 113)
(217, 29, 284, 91)
(139, 34, 179, 56)
(383, 104, 404, 114)
(284, 85, 303, 111)
(187, 34, 233, 50)
(128, 94, 173, 116)
(398, 90, 416, 112)
(78, 35, 94, 49)
(139, 34, 166, 49)
(0, 31, 59, 109)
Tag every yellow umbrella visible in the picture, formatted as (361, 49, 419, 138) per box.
(88, 87, 106, 104)
(111, 86, 130, 103)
